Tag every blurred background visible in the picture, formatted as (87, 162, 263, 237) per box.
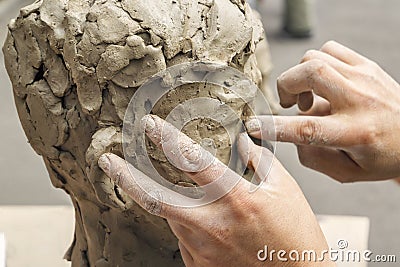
(1, 0, 399, 266)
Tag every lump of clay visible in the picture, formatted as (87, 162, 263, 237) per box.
(3, 0, 275, 266)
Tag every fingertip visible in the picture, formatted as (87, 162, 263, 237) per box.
(141, 114, 156, 133)
(98, 153, 111, 173)
(98, 153, 130, 185)
(142, 114, 167, 145)
(245, 117, 261, 133)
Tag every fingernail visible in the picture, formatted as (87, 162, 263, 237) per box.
(98, 154, 110, 172)
(245, 118, 261, 133)
(141, 115, 156, 133)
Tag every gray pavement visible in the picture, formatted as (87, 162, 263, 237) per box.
(0, 0, 399, 265)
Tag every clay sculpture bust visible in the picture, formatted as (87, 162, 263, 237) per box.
(3, 0, 275, 266)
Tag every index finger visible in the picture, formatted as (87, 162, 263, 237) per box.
(142, 115, 242, 187)
(246, 115, 356, 148)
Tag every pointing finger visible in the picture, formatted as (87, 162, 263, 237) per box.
(246, 115, 355, 147)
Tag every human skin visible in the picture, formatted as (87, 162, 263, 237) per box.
(98, 115, 335, 267)
(246, 40, 400, 182)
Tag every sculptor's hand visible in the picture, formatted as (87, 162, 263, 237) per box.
(98, 115, 333, 267)
(247, 40, 400, 182)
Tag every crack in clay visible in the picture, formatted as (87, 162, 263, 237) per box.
(3, 0, 278, 266)
(113, 184, 126, 205)
(32, 64, 45, 83)
(49, 164, 68, 185)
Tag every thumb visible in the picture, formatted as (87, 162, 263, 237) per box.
(237, 133, 292, 184)
(246, 115, 353, 147)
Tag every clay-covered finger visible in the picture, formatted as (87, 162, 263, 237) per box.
(246, 115, 355, 147)
(320, 40, 367, 66)
(277, 59, 351, 108)
(142, 115, 239, 187)
(98, 153, 193, 221)
(245, 116, 275, 141)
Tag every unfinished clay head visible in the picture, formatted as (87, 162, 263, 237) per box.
(3, 0, 271, 266)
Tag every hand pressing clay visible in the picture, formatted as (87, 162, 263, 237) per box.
(3, 0, 276, 266)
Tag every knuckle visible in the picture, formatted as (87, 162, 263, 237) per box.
(371, 61, 383, 72)
(309, 59, 326, 74)
(140, 190, 164, 216)
(207, 224, 231, 245)
(298, 120, 322, 144)
(363, 60, 383, 77)
(321, 40, 337, 52)
(305, 60, 326, 87)
(214, 227, 230, 243)
(225, 185, 255, 218)
(302, 49, 319, 62)
(359, 125, 379, 145)
(224, 192, 245, 212)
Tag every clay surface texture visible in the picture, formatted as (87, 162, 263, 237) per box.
(3, 0, 273, 266)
